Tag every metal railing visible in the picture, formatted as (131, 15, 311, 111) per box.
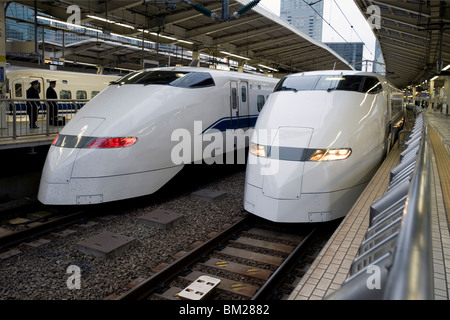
(0, 98, 89, 139)
(327, 105, 434, 300)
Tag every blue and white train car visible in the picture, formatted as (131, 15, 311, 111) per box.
(5, 67, 119, 117)
(38, 67, 278, 205)
(244, 70, 404, 223)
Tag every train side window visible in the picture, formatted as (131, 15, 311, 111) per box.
(257, 95, 265, 112)
(231, 88, 237, 109)
(91, 91, 100, 98)
(362, 77, 383, 94)
(15, 83, 22, 97)
(241, 86, 247, 103)
(60, 90, 72, 99)
(76, 90, 87, 99)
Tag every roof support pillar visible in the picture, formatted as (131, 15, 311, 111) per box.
(0, 0, 7, 128)
(442, 76, 450, 115)
(190, 49, 200, 67)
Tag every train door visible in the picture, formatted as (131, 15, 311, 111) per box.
(239, 81, 249, 129)
(230, 80, 249, 130)
(230, 81, 239, 129)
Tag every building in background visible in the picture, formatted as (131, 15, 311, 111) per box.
(280, 0, 324, 41)
(325, 42, 364, 71)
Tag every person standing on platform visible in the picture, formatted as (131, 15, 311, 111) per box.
(46, 80, 58, 126)
(26, 80, 40, 129)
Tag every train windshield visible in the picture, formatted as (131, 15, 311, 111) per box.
(112, 71, 215, 88)
(274, 75, 382, 94)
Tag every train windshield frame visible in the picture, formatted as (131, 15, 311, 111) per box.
(274, 75, 383, 94)
(112, 71, 215, 88)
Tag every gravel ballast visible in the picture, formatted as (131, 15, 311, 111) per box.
(0, 165, 248, 300)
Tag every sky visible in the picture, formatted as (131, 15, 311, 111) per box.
(259, 0, 377, 67)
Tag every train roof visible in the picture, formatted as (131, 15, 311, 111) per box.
(286, 69, 386, 80)
(6, 66, 119, 78)
(141, 66, 279, 83)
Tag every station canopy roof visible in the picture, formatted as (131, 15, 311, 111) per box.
(355, 0, 450, 89)
(10, 0, 353, 75)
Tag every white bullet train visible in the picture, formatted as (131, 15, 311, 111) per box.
(244, 70, 404, 223)
(38, 66, 278, 205)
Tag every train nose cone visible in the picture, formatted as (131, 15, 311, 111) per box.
(37, 117, 105, 204)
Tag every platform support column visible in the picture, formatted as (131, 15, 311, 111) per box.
(430, 80, 436, 110)
(238, 60, 244, 72)
(443, 76, 450, 115)
(0, 0, 7, 129)
(191, 50, 200, 67)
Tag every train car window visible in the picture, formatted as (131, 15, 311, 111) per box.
(231, 88, 237, 109)
(241, 86, 247, 102)
(76, 90, 87, 99)
(60, 90, 72, 99)
(275, 75, 375, 93)
(274, 75, 319, 92)
(91, 91, 100, 98)
(112, 71, 215, 88)
(362, 77, 383, 94)
(14, 83, 22, 97)
(171, 72, 215, 88)
(315, 75, 363, 92)
(257, 95, 265, 112)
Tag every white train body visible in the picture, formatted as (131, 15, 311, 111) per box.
(38, 67, 278, 205)
(244, 70, 403, 223)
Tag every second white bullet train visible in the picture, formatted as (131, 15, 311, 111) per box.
(38, 67, 278, 205)
(244, 70, 404, 223)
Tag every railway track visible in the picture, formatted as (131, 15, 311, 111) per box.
(118, 215, 336, 301)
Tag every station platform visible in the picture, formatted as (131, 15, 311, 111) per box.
(289, 109, 450, 300)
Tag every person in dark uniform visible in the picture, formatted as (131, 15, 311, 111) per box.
(26, 80, 40, 128)
(46, 80, 58, 126)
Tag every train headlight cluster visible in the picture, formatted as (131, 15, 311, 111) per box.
(309, 148, 352, 161)
(86, 137, 137, 148)
(51, 135, 137, 148)
(250, 143, 268, 158)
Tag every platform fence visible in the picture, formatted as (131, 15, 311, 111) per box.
(327, 105, 434, 300)
(0, 98, 89, 139)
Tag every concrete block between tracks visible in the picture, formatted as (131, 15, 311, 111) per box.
(76, 231, 135, 258)
(138, 209, 184, 230)
(190, 189, 227, 202)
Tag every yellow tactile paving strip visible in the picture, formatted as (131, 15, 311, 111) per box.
(288, 145, 401, 300)
(430, 127, 450, 225)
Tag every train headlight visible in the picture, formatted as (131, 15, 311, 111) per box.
(250, 143, 268, 158)
(309, 148, 352, 161)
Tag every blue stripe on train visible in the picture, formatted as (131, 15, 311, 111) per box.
(7, 102, 87, 116)
(202, 115, 259, 134)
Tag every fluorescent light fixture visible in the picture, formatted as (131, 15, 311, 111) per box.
(87, 15, 115, 24)
(258, 64, 278, 72)
(177, 39, 194, 44)
(115, 22, 135, 29)
(443, 64, 450, 71)
(431, 76, 439, 81)
(220, 51, 249, 60)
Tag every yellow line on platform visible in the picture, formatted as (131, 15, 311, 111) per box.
(430, 127, 450, 226)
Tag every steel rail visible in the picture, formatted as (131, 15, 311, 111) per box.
(251, 227, 316, 300)
(119, 214, 255, 300)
